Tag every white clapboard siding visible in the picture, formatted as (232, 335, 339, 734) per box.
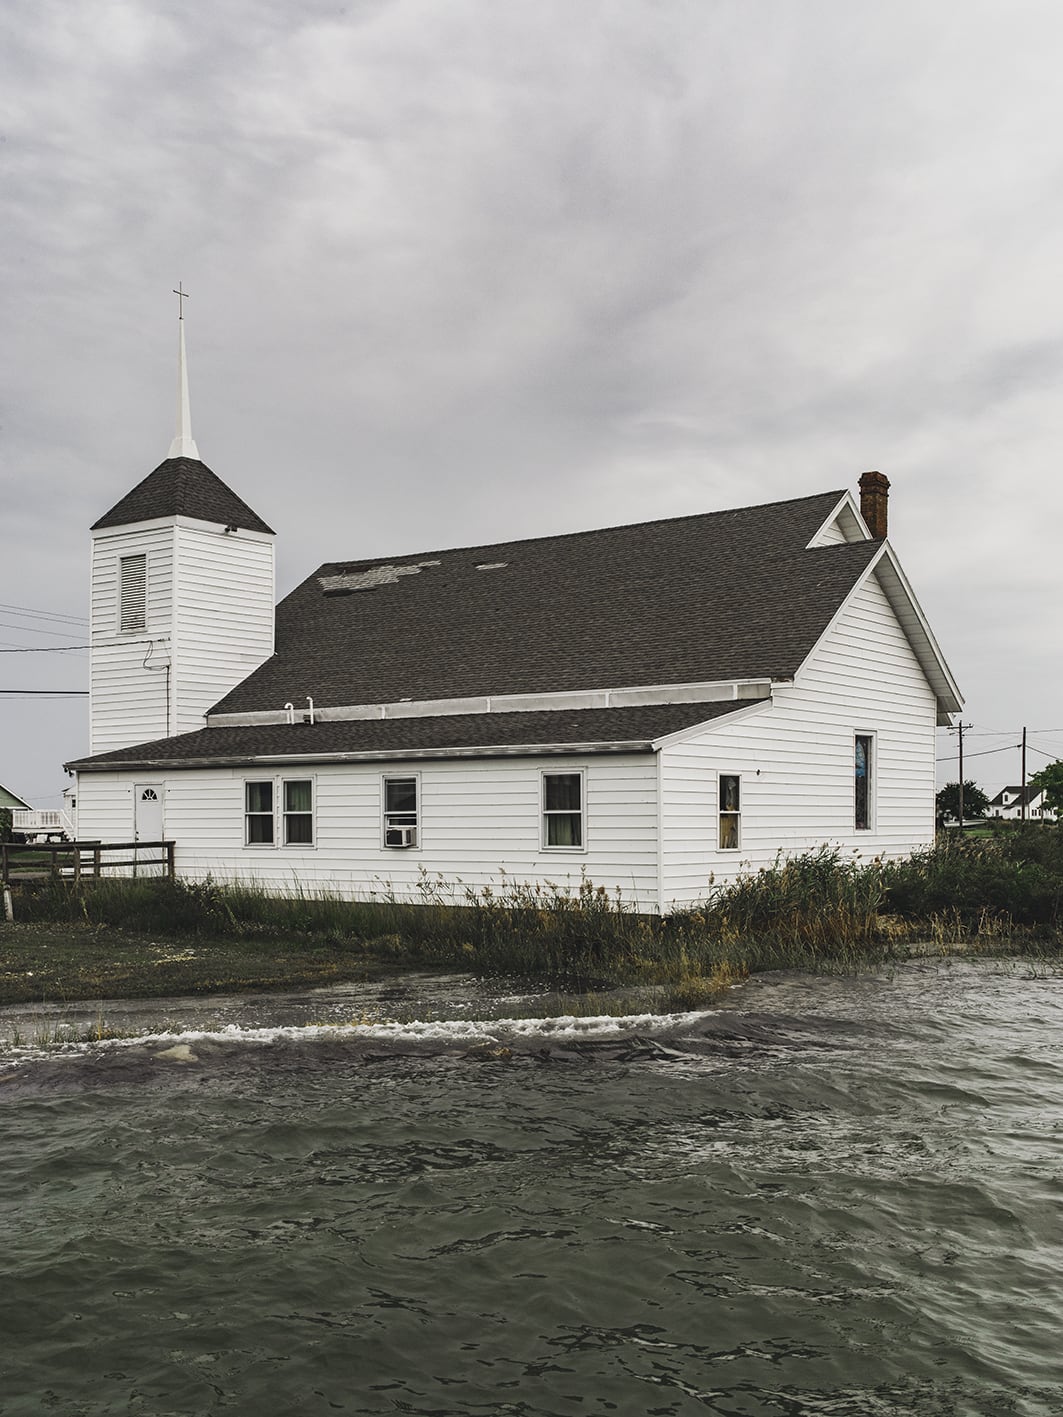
(90, 526, 176, 752)
(75, 754, 661, 909)
(810, 518, 849, 545)
(172, 523, 275, 734)
(89, 518, 275, 753)
(658, 567, 937, 908)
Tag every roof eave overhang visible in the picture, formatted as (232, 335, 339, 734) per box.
(871, 544, 963, 721)
(66, 740, 658, 774)
(91, 514, 274, 541)
(796, 541, 963, 724)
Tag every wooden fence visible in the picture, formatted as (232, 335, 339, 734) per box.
(0, 840, 175, 885)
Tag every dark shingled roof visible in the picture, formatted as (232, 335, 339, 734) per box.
(67, 702, 751, 771)
(91, 457, 274, 535)
(211, 489, 879, 715)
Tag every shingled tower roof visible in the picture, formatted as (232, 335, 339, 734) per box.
(91, 456, 274, 534)
(93, 294, 274, 535)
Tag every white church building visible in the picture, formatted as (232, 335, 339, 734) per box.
(68, 322, 963, 911)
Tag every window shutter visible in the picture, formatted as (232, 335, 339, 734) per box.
(120, 554, 147, 632)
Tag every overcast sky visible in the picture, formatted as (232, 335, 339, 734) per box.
(4, 0, 1063, 807)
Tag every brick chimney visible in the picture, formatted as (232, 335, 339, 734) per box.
(859, 471, 890, 539)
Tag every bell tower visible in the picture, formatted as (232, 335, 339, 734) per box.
(88, 294, 276, 753)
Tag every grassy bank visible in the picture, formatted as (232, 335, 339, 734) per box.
(2, 828, 1061, 1008)
(0, 923, 394, 1008)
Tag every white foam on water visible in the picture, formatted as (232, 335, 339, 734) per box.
(0, 1009, 716, 1066)
(121, 1009, 711, 1049)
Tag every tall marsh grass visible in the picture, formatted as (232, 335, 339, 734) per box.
(14, 827, 1061, 992)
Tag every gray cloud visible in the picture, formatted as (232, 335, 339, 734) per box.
(4, 0, 1063, 801)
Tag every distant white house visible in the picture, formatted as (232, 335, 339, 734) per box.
(986, 786, 1058, 823)
(3, 778, 77, 841)
(66, 326, 963, 911)
(0, 781, 30, 813)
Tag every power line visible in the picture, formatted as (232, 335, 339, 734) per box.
(0, 689, 88, 697)
(0, 644, 88, 652)
(0, 601, 88, 625)
(944, 724, 1063, 738)
(0, 619, 91, 640)
(935, 744, 1017, 763)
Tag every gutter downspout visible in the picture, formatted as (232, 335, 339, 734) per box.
(655, 748, 665, 917)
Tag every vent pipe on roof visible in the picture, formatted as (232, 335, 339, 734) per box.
(858, 471, 890, 539)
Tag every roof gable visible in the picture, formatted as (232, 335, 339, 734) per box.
(806, 491, 873, 546)
(91, 457, 274, 535)
(211, 490, 887, 715)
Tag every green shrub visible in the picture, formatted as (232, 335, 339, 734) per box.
(883, 826, 1063, 927)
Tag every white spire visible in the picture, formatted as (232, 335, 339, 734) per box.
(168, 284, 200, 460)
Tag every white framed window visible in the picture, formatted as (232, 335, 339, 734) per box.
(119, 553, 147, 632)
(718, 773, 741, 849)
(244, 777, 315, 847)
(245, 780, 274, 844)
(283, 779, 314, 845)
(383, 775, 418, 848)
(542, 770, 585, 850)
(855, 733, 874, 831)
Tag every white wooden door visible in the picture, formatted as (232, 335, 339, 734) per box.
(134, 784, 164, 875)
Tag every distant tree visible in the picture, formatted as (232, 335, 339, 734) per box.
(0, 807, 10, 842)
(1029, 761, 1063, 815)
(936, 781, 989, 823)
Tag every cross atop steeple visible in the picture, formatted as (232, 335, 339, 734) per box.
(168, 282, 200, 460)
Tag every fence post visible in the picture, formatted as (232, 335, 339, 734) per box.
(93, 844, 102, 880)
(1, 842, 7, 886)
(167, 841, 175, 879)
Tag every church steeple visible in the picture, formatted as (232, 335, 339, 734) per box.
(91, 287, 275, 534)
(167, 282, 200, 460)
(87, 288, 276, 753)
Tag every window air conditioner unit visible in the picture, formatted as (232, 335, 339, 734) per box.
(385, 825, 417, 848)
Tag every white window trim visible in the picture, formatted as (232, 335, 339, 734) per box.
(854, 731, 876, 833)
(243, 775, 317, 848)
(541, 767, 587, 853)
(717, 771, 741, 851)
(282, 776, 316, 848)
(381, 771, 421, 850)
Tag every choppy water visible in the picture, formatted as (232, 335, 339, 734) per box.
(2, 958, 1063, 1416)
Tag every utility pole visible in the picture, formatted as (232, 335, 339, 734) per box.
(1021, 727, 1028, 822)
(955, 722, 973, 829)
